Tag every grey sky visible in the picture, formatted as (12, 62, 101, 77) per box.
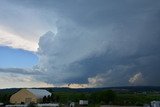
(0, 0, 160, 87)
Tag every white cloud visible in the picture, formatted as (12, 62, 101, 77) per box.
(0, 1, 57, 51)
(62, 83, 89, 88)
(129, 72, 144, 85)
(0, 29, 38, 51)
(88, 65, 134, 87)
(0, 73, 53, 89)
(88, 75, 106, 87)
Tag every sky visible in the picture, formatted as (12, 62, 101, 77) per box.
(0, 0, 160, 88)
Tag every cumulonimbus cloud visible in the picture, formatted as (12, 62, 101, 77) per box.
(1, 0, 160, 87)
(31, 0, 160, 87)
(0, 0, 57, 51)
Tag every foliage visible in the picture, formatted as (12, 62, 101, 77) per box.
(52, 92, 88, 103)
(89, 90, 116, 104)
(0, 94, 11, 104)
(1, 88, 160, 106)
(42, 96, 47, 103)
(115, 93, 160, 106)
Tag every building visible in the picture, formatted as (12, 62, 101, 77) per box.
(0, 103, 4, 107)
(10, 89, 51, 104)
(151, 101, 160, 107)
(79, 100, 88, 106)
(69, 102, 75, 107)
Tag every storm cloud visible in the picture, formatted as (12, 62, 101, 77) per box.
(27, 0, 160, 87)
(1, 0, 160, 87)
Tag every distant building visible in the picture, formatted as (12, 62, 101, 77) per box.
(144, 104, 150, 107)
(10, 89, 51, 104)
(79, 100, 88, 106)
(0, 103, 4, 106)
(70, 102, 75, 107)
(151, 101, 160, 107)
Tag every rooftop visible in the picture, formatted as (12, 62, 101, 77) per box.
(27, 89, 51, 98)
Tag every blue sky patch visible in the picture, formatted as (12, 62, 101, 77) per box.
(0, 46, 38, 68)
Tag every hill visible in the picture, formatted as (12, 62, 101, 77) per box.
(1, 86, 160, 93)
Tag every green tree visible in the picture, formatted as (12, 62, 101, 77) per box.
(100, 90, 116, 104)
(90, 90, 117, 104)
(51, 93, 55, 102)
(43, 96, 47, 103)
(47, 95, 51, 103)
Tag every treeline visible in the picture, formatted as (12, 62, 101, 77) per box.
(115, 93, 160, 106)
(0, 94, 11, 104)
(89, 90, 116, 105)
(43, 93, 59, 103)
(1, 89, 160, 106)
(43, 90, 116, 105)
(0, 89, 19, 104)
(44, 90, 160, 106)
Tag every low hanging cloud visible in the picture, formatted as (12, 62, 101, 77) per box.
(0, 68, 42, 75)
(129, 72, 144, 85)
(0, 73, 53, 89)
